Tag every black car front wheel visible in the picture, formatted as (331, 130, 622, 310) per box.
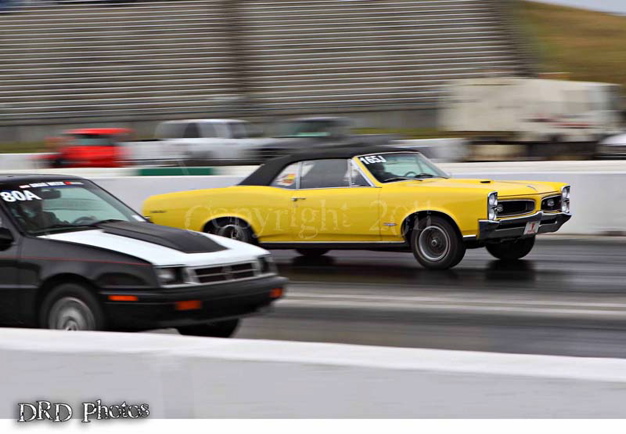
(177, 319, 240, 338)
(411, 216, 466, 270)
(40, 283, 105, 331)
(486, 237, 535, 261)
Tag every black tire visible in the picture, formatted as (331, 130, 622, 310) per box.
(486, 237, 535, 261)
(39, 283, 105, 331)
(411, 216, 466, 270)
(177, 319, 240, 338)
(295, 248, 329, 257)
(206, 218, 255, 244)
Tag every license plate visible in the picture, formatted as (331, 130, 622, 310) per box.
(524, 221, 540, 235)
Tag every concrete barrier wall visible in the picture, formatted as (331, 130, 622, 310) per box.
(96, 176, 243, 215)
(2, 328, 626, 418)
(94, 171, 625, 235)
(0, 153, 51, 170)
(1, 159, 623, 234)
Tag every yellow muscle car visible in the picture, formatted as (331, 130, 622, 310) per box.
(143, 146, 571, 270)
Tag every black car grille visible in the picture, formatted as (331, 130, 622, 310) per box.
(498, 200, 535, 217)
(541, 195, 562, 212)
(194, 262, 258, 284)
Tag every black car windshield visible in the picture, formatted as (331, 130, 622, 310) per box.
(0, 180, 145, 235)
(358, 152, 449, 183)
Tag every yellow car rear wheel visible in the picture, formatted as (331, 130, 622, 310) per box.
(205, 218, 255, 244)
(411, 216, 466, 270)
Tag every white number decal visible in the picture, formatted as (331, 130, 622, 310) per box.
(0, 192, 15, 202)
(24, 191, 42, 201)
(360, 155, 387, 165)
(1, 190, 42, 202)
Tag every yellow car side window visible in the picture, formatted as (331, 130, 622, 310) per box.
(271, 163, 299, 189)
(300, 159, 350, 189)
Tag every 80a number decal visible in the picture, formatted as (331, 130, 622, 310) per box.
(1, 190, 42, 202)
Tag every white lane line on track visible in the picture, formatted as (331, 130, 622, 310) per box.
(278, 299, 626, 318)
(284, 292, 626, 310)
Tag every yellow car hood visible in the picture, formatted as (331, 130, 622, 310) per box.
(396, 178, 559, 197)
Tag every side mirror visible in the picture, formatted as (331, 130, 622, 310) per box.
(0, 228, 14, 245)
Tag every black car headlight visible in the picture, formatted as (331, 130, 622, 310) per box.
(155, 267, 188, 286)
(561, 186, 571, 213)
(258, 255, 276, 274)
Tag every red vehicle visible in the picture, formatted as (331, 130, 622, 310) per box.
(38, 128, 134, 168)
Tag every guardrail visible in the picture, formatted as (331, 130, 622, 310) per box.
(2, 328, 626, 418)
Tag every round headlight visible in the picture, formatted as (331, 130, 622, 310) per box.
(562, 201, 570, 213)
(489, 194, 498, 207)
(488, 208, 497, 220)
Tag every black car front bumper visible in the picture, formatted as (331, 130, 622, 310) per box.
(478, 211, 571, 241)
(99, 275, 288, 331)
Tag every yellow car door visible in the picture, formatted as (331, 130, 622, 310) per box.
(290, 158, 381, 242)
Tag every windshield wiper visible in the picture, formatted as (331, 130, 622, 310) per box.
(86, 219, 126, 226)
(31, 224, 94, 235)
(383, 177, 412, 183)
(31, 219, 128, 235)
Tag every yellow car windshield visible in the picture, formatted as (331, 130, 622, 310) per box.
(358, 152, 448, 183)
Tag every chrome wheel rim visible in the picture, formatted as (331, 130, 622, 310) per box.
(217, 224, 246, 241)
(48, 297, 96, 331)
(418, 225, 450, 262)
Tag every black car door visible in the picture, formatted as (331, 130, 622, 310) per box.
(0, 207, 23, 325)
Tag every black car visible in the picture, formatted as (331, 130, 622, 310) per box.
(0, 174, 286, 337)
(257, 116, 398, 161)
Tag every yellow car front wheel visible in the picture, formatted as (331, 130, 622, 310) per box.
(486, 237, 535, 261)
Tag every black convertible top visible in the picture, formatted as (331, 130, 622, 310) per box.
(239, 145, 417, 186)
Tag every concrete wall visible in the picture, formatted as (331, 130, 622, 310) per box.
(3, 328, 626, 418)
(94, 170, 625, 236)
(1, 158, 623, 235)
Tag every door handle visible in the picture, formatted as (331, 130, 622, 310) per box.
(291, 197, 307, 202)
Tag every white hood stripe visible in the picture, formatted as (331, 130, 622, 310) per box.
(41, 229, 269, 267)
